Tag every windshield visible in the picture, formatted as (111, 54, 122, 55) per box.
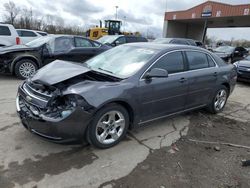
(26, 36, 54, 47)
(153, 38, 172, 44)
(246, 55, 250, 61)
(97, 35, 120, 44)
(214, 46, 235, 53)
(86, 45, 159, 78)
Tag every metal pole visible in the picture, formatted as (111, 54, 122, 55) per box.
(202, 19, 208, 43)
(163, 0, 168, 37)
(115, 6, 119, 20)
(123, 16, 126, 32)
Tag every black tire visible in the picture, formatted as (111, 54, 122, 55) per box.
(87, 104, 129, 149)
(207, 85, 229, 114)
(14, 59, 38, 80)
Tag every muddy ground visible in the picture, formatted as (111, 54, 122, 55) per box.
(100, 112, 250, 188)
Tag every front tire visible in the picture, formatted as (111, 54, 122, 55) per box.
(15, 59, 38, 80)
(207, 86, 228, 114)
(88, 104, 129, 149)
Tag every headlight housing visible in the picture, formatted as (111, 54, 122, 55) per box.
(42, 94, 91, 121)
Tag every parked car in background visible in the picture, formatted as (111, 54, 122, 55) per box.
(153, 38, 204, 47)
(0, 35, 111, 79)
(16, 43, 237, 148)
(16, 29, 48, 44)
(0, 23, 20, 47)
(97, 35, 148, 47)
(213, 46, 248, 63)
(234, 55, 250, 82)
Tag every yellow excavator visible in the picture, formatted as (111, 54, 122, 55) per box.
(86, 20, 140, 40)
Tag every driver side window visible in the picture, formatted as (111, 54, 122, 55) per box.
(151, 51, 185, 74)
(54, 37, 74, 53)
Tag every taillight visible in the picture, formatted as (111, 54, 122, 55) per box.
(16, 37, 20, 45)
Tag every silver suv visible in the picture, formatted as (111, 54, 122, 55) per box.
(0, 24, 20, 47)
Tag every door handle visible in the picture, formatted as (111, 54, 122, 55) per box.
(179, 77, 187, 83)
(213, 72, 218, 77)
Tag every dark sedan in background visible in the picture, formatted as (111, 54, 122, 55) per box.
(153, 38, 204, 47)
(16, 43, 237, 148)
(97, 35, 148, 47)
(234, 55, 250, 82)
(213, 46, 248, 63)
(0, 35, 111, 79)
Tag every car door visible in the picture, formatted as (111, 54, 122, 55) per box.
(138, 51, 188, 122)
(43, 36, 74, 64)
(184, 50, 218, 109)
(70, 37, 99, 62)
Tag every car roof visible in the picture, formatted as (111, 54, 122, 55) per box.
(50, 34, 97, 42)
(156, 37, 195, 41)
(125, 42, 205, 51)
(16, 29, 47, 33)
(0, 23, 15, 27)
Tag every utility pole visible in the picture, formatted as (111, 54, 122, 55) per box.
(115, 6, 119, 20)
(123, 16, 126, 32)
(162, 0, 168, 37)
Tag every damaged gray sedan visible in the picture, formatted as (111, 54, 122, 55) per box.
(16, 43, 237, 148)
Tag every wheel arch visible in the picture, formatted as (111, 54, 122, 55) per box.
(221, 82, 230, 94)
(11, 55, 40, 74)
(96, 100, 135, 129)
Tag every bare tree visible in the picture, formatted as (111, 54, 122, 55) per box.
(4, 1, 20, 25)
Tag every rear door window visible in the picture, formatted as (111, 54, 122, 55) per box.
(151, 51, 185, 74)
(126, 37, 137, 43)
(207, 55, 216, 67)
(20, 31, 37, 37)
(0, 26, 11, 36)
(186, 51, 209, 70)
(74, 37, 93, 47)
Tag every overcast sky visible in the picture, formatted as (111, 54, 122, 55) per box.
(0, 0, 249, 40)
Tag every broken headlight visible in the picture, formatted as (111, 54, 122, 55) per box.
(42, 94, 91, 121)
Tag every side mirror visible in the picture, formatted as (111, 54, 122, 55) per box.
(145, 68, 168, 79)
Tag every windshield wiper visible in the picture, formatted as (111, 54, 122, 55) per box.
(98, 67, 114, 74)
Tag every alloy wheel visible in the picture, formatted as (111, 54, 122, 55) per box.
(214, 89, 227, 111)
(19, 62, 36, 78)
(96, 110, 126, 145)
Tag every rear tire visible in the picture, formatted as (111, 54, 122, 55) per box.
(87, 104, 129, 149)
(15, 59, 38, 80)
(207, 85, 228, 114)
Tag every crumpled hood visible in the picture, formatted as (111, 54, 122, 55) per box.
(31, 60, 90, 85)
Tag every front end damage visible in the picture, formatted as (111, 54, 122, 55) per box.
(16, 60, 123, 143)
(16, 80, 94, 143)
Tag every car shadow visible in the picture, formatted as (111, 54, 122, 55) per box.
(0, 73, 19, 81)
